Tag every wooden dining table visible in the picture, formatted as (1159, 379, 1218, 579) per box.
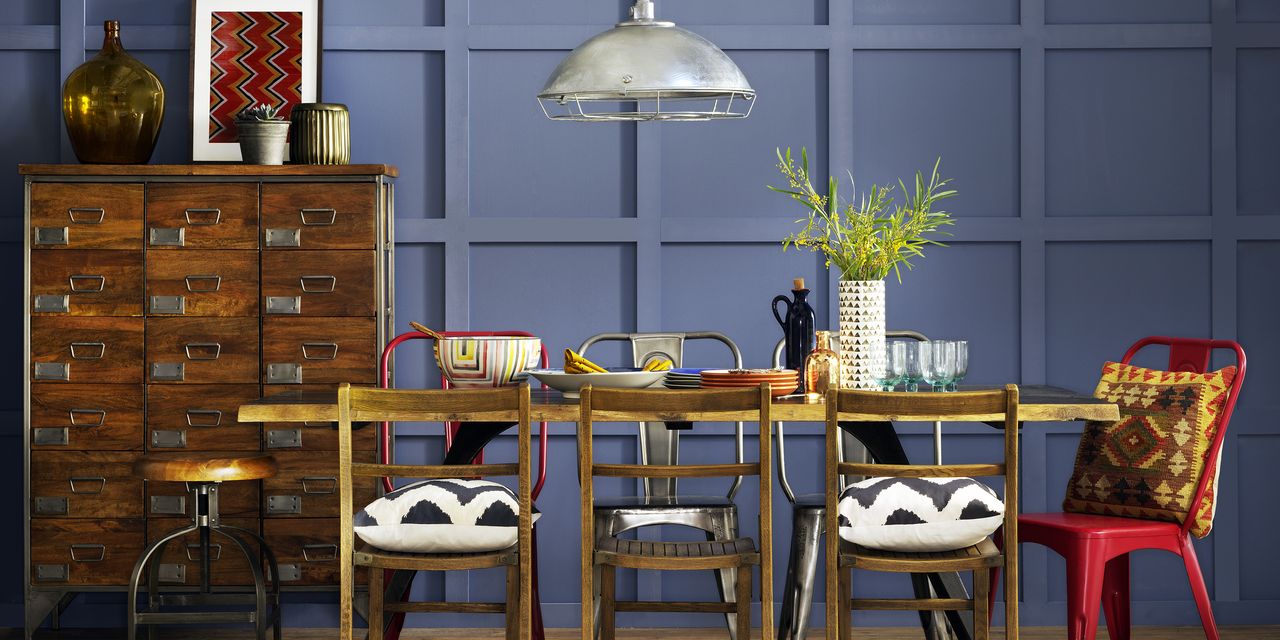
(238, 385, 1117, 640)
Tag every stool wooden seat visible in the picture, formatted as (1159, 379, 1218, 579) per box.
(133, 453, 278, 482)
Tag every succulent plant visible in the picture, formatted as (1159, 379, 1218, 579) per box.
(236, 103, 284, 121)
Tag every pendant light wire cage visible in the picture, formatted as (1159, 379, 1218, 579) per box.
(537, 88, 756, 122)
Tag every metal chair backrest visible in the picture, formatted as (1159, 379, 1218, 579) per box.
(1119, 336, 1246, 534)
(578, 331, 745, 500)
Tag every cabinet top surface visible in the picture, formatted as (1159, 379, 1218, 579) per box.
(19, 164, 398, 178)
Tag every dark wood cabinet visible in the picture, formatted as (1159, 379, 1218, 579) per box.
(22, 164, 395, 630)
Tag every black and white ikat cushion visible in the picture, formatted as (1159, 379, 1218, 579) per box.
(837, 477, 1004, 552)
(355, 479, 535, 553)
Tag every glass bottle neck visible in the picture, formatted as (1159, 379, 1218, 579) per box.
(101, 23, 123, 54)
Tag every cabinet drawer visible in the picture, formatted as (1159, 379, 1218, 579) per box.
(145, 385, 261, 451)
(31, 519, 145, 586)
(31, 317, 145, 384)
(31, 451, 143, 518)
(146, 317, 259, 384)
(263, 450, 376, 518)
(261, 251, 376, 316)
(146, 183, 258, 249)
(30, 183, 144, 250)
(263, 518, 365, 586)
(31, 250, 144, 316)
(261, 183, 376, 249)
(262, 317, 377, 385)
(30, 384, 144, 450)
(262, 384, 377, 451)
(146, 474, 259, 518)
(146, 250, 259, 317)
(149, 518, 259, 586)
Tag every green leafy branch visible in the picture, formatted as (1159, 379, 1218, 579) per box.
(768, 147, 957, 282)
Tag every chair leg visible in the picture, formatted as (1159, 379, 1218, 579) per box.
(837, 566, 852, 640)
(506, 563, 520, 640)
(126, 524, 198, 640)
(368, 565, 384, 640)
(779, 508, 824, 640)
(600, 564, 617, 640)
(1101, 553, 1130, 640)
(708, 509, 740, 640)
(1179, 537, 1219, 640)
(973, 568, 991, 640)
(1065, 546, 1106, 640)
(531, 526, 546, 640)
(735, 563, 752, 640)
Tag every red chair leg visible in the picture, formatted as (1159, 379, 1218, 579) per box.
(1101, 553, 1130, 640)
(1179, 536, 1219, 640)
(1065, 544, 1106, 640)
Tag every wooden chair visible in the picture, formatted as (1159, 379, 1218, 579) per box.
(824, 386, 1020, 640)
(578, 384, 774, 640)
(337, 383, 533, 640)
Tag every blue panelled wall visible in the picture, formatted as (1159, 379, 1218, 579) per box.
(3, 0, 1279, 631)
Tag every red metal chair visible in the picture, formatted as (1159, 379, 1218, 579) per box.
(991, 336, 1246, 640)
(376, 330, 550, 640)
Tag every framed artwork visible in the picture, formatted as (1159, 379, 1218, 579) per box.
(189, 0, 321, 161)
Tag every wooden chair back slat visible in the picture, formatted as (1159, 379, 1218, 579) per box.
(350, 462, 521, 479)
(585, 386, 765, 414)
(835, 388, 1008, 417)
(593, 462, 760, 479)
(838, 462, 1006, 478)
(348, 386, 524, 414)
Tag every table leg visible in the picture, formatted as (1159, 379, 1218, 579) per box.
(840, 421, 973, 640)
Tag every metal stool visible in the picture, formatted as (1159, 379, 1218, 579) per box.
(127, 454, 282, 640)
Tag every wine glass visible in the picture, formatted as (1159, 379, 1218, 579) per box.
(879, 342, 906, 391)
(926, 340, 955, 391)
(947, 340, 969, 392)
(903, 342, 923, 392)
(917, 341, 938, 391)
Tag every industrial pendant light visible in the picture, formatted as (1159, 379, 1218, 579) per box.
(537, 0, 755, 122)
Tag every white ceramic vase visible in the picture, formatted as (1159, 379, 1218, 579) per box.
(838, 279, 886, 390)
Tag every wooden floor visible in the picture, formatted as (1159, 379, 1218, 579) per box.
(8, 628, 1278, 640)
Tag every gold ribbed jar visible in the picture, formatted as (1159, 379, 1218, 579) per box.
(289, 103, 350, 165)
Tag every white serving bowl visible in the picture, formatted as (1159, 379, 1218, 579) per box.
(435, 336, 542, 388)
(526, 368, 667, 398)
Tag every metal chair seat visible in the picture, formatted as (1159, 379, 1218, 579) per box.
(594, 494, 735, 509)
(792, 493, 826, 509)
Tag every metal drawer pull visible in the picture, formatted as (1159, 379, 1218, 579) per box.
(299, 208, 337, 226)
(184, 275, 222, 292)
(68, 409, 107, 426)
(186, 409, 223, 427)
(69, 342, 106, 360)
(184, 208, 222, 225)
(184, 343, 222, 361)
(34, 428, 68, 446)
(266, 363, 303, 384)
(34, 362, 69, 381)
(158, 564, 186, 583)
(275, 564, 302, 582)
(186, 543, 222, 561)
(69, 476, 106, 494)
(264, 228, 300, 247)
(302, 544, 338, 562)
(265, 495, 301, 515)
(151, 362, 185, 382)
(35, 227, 69, 245)
(36, 564, 68, 581)
(34, 295, 69, 313)
(302, 342, 339, 360)
(35, 497, 68, 515)
(151, 495, 186, 515)
(151, 430, 187, 448)
(265, 296, 301, 315)
(67, 207, 105, 224)
(299, 275, 336, 293)
(149, 227, 185, 247)
(267, 428, 302, 448)
(68, 274, 105, 293)
(301, 476, 337, 494)
(70, 544, 106, 562)
(150, 295, 185, 315)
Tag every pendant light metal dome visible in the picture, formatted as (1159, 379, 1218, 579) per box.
(537, 0, 755, 122)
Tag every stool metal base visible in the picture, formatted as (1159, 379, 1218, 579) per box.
(126, 482, 281, 640)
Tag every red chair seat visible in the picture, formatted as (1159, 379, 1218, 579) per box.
(1020, 512, 1182, 539)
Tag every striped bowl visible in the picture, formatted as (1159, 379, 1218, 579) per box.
(435, 336, 542, 388)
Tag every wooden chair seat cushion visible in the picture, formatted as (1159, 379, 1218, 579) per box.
(354, 543, 517, 571)
(840, 536, 1003, 572)
(133, 453, 277, 482)
(596, 536, 760, 570)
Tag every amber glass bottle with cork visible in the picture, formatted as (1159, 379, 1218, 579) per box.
(804, 330, 840, 397)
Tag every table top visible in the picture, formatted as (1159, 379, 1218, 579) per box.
(238, 385, 1118, 425)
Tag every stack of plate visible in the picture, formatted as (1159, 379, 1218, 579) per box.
(664, 368, 708, 389)
(700, 369, 800, 396)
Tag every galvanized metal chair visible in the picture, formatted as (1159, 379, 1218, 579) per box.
(776, 330, 947, 640)
(577, 332, 746, 640)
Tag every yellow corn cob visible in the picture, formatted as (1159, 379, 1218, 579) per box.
(564, 348, 607, 373)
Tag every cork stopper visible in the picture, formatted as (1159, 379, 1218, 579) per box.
(793, 277, 805, 291)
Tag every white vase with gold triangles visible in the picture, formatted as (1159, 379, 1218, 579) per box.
(838, 280, 885, 390)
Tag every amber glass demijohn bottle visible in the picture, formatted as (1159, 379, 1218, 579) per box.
(62, 20, 165, 164)
(804, 330, 840, 397)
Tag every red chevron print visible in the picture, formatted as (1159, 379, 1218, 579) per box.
(208, 11, 304, 143)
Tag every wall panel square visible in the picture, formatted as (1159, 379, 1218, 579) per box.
(471, 51, 637, 218)
(1046, 49, 1210, 217)
(886, 242, 1021, 384)
(7, 0, 57, 24)
(0, 52, 59, 215)
(1238, 0, 1280, 23)
(1045, 241, 1212, 392)
(470, 0, 628, 26)
(853, 0, 1017, 25)
(88, 0, 187, 26)
(326, 52, 444, 219)
(1238, 434, 1280, 599)
(325, 0, 443, 26)
(1237, 50, 1280, 215)
(660, 51, 827, 219)
(664, 0, 827, 26)
(126, 50, 190, 164)
(1233, 242, 1280, 435)
(852, 50, 1020, 217)
(392, 244, 446, 390)
(660, 243, 826, 368)
(470, 243, 637, 354)
(1046, 0, 1209, 25)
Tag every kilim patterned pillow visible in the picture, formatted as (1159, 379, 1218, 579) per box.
(1063, 361, 1237, 537)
